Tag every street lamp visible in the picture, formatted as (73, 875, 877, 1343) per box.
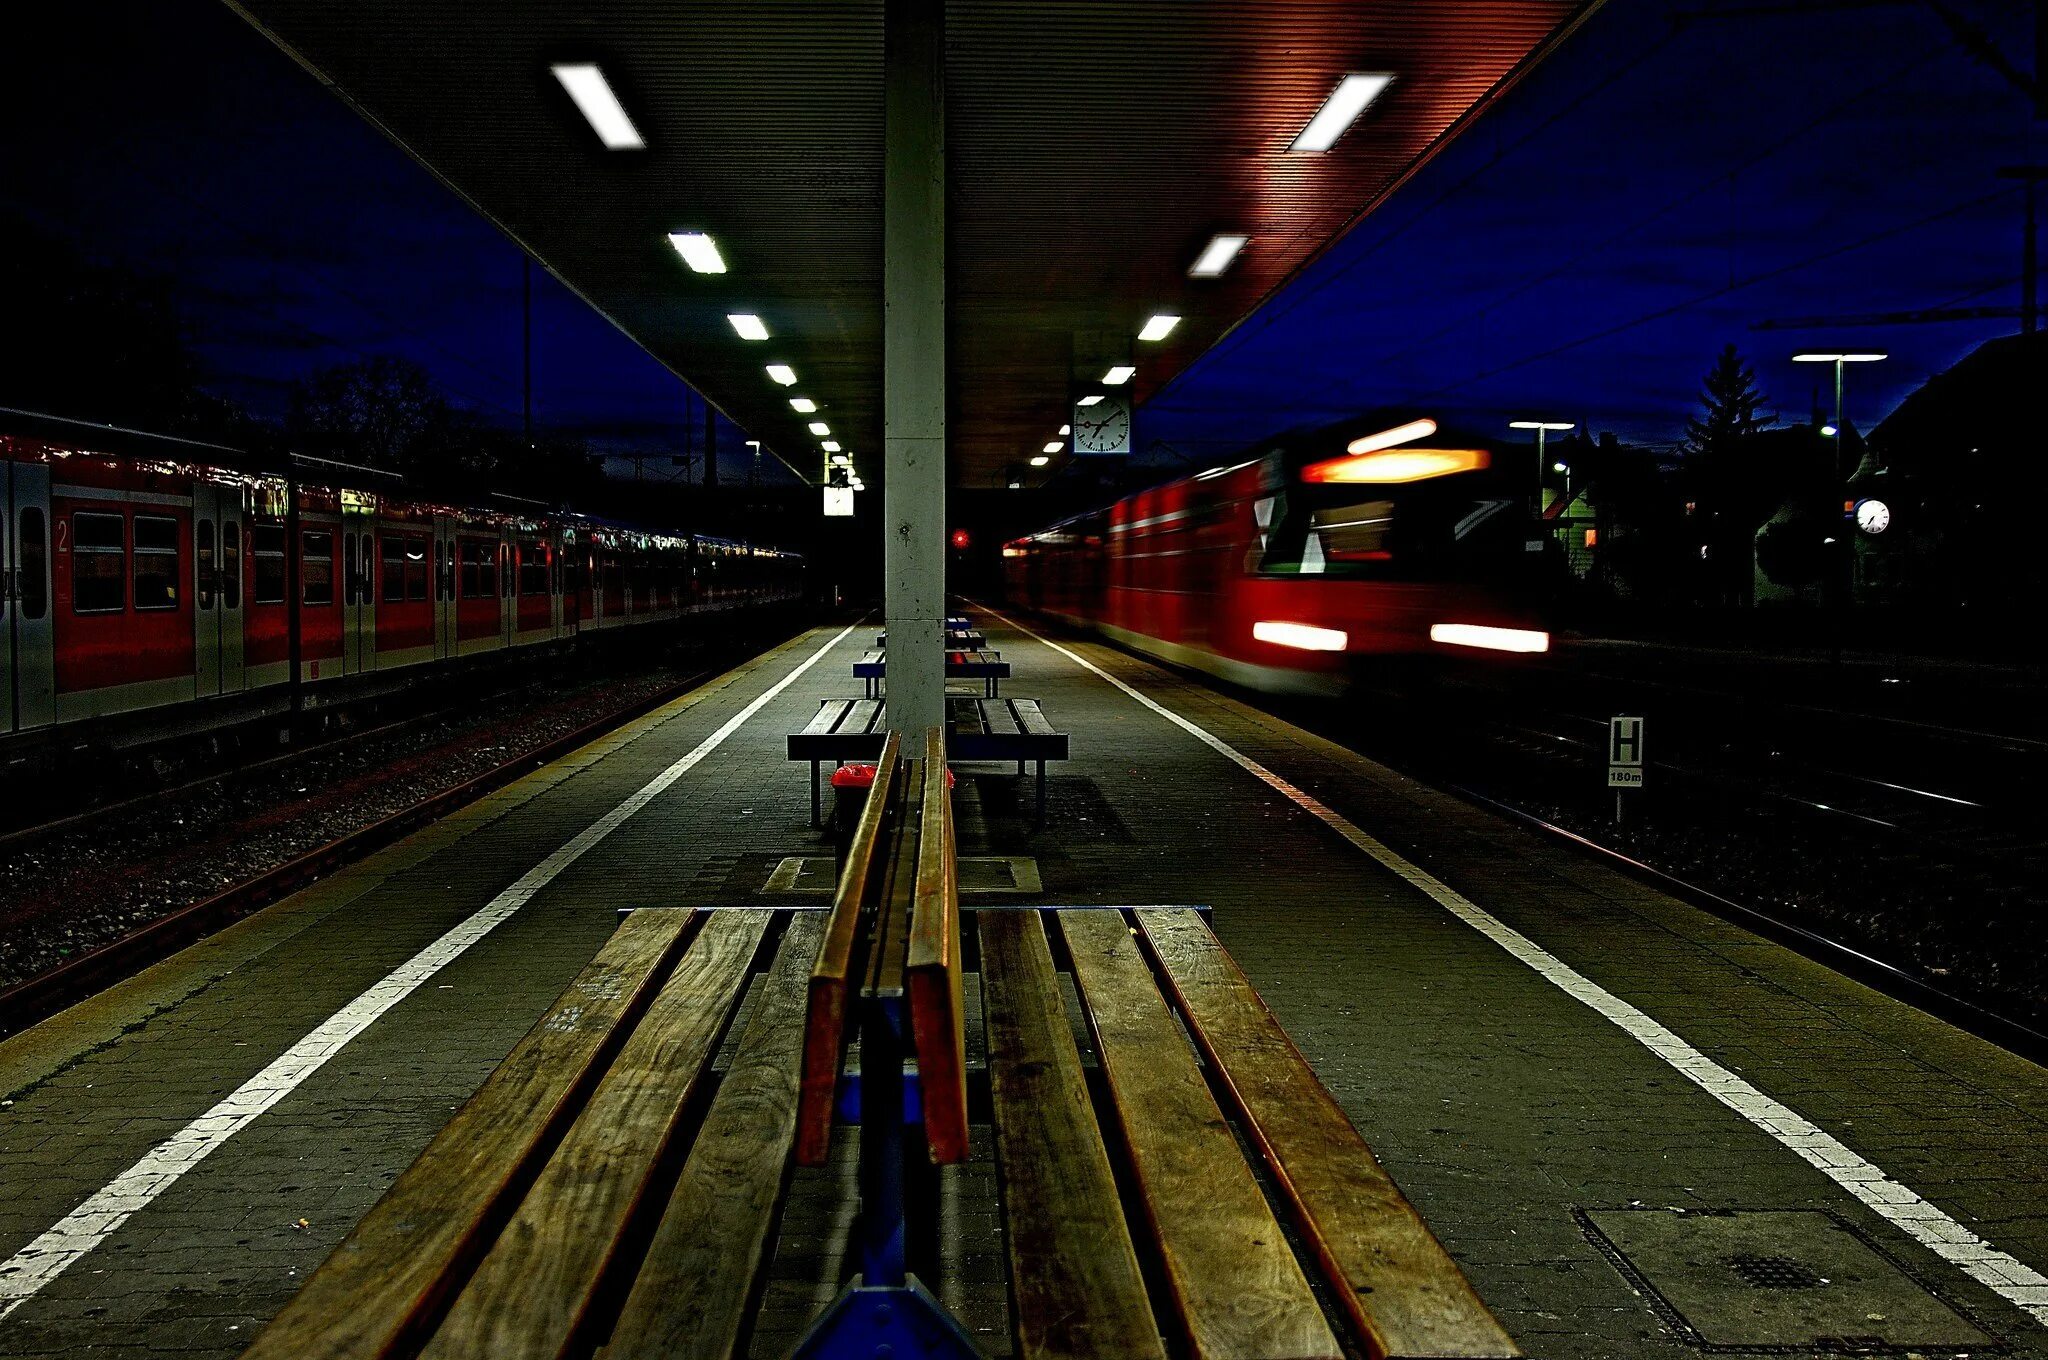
(1509, 421, 1574, 510)
(1792, 353, 1885, 475)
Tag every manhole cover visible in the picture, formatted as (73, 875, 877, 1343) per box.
(762, 856, 1041, 895)
(1584, 1209, 1991, 1351)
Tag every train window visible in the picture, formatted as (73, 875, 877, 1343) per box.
(302, 529, 334, 606)
(381, 532, 428, 603)
(18, 508, 48, 619)
(72, 512, 126, 613)
(196, 520, 217, 610)
(519, 540, 548, 596)
(252, 523, 286, 604)
(132, 515, 180, 610)
(221, 521, 241, 609)
(459, 538, 493, 599)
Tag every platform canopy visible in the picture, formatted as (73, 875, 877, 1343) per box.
(225, 0, 1594, 488)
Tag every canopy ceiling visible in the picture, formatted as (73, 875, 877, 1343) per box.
(225, 0, 1594, 487)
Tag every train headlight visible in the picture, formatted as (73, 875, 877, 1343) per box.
(1253, 621, 1348, 652)
(1429, 623, 1549, 653)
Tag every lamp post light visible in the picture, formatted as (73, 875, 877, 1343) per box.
(1792, 353, 1885, 476)
(1793, 352, 1885, 651)
(1509, 421, 1574, 512)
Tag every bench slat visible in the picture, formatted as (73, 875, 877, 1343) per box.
(983, 911, 1167, 1360)
(947, 695, 987, 736)
(1136, 911, 1519, 1359)
(798, 731, 902, 1164)
(802, 699, 853, 737)
(239, 909, 695, 1360)
(982, 698, 1024, 738)
(418, 911, 769, 1360)
(1060, 910, 1340, 1360)
(864, 757, 922, 1001)
(603, 913, 825, 1360)
(850, 698, 884, 732)
(908, 726, 969, 1163)
(1012, 699, 1057, 738)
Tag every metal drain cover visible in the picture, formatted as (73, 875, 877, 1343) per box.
(1586, 1209, 1990, 1350)
(762, 856, 1041, 895)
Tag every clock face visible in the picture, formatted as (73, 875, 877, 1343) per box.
(1074, 397, 1132, 453)
(1855, 498, 1890, 534)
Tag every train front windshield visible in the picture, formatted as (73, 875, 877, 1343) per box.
(1255, 473, 1528, 581)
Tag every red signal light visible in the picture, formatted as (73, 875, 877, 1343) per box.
(949, 529, 971, 550)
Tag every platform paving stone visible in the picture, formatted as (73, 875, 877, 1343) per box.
(0, 608, 2042, 1359)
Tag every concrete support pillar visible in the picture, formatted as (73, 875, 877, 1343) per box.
(882, 0, 945, 736)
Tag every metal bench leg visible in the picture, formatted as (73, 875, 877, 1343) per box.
(1036, 759, 1047, 825)
(811, 761, 821, 827)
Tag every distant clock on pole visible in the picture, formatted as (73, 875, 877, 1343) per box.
(1854, 498, 1890, 534)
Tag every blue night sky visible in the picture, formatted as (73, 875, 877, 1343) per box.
(5, 0, 2041, 472)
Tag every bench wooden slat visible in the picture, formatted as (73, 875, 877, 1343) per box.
(1136, 911, 1519, 1359)
(420, 914, 766, 1355)
(1060, 910, 1340, 1360)
(908, 726, 969, 1163)
(849, 697, 883, 732)
(1012, 699, 1057, 739)
(798, 731, 903, 1164)
(239, 909, 695, 1360)
(802, 699, 853, 737)
(982, 698, 1024, 738)
(420, 910, 769, 1360)
(983, 911, 1167, 1360)
(603, 913, 825, 1360)
(864, 757, 922, 1001)
(947, 695, 988, 736)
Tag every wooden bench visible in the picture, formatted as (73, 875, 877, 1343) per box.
(877, 628, 986, 648)
(787, 695, 1068, 824)
(246, 733, 1517, 1360)
(853, 646, 1010, 698)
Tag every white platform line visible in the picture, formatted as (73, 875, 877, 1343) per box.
(983, 606, 2048, 1326)
(0, 622, 856, 1320)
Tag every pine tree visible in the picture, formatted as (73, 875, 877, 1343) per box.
(1683, 344, 1769, 459)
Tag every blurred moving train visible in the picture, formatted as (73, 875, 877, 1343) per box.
(0, 411, 803, 753)
(1002, 416, 1550, 695)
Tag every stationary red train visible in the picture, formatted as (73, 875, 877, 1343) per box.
(0, 411, 803, 754)
(1002, 415, 1550, 694)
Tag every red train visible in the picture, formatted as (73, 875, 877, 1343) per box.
(1002, 416, 1549, 694)
(0, 412, 803, 753)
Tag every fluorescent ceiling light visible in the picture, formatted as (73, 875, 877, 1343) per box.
(1058, 424, 1071, 435)
(551, 64, 644, 149)
(1793, 352, 1887, 362)
(766, 364, 797, 386)
(1030, 456, 1050, 467)
(822, 440, 842, 453)
(1138, 314, 1181, 342)
(1101, 365, 1136, 385)
(831, 453, 850, 465)
(790, 397, 818, 413)
(1344, 418, 1436, 455)
(1290, 73, 1394, 152)
(1189, 233, 1249, 277)
(1042, 441, 1063, 454)
(1509, 420, 1574, 431)
(807, 421, 830, 436)
(667, 231, 727, 274)
(727, 313, 769, 340)
(1076, 394, 1105, 407)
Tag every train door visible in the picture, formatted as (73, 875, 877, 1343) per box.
(559, 528, 579, 637)
(499, 528, 516, 647)
(550, 531, 565, 639)
(341, 498, 376, 674)
(5, 462, 55, 732)
(191, 484, 248, 696)
(432, 515, 456, 659)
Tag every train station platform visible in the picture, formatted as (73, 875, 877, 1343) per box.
(2, 611, 2044, 1359)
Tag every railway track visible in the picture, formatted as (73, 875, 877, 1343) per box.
(0, 633, 796, 1038)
